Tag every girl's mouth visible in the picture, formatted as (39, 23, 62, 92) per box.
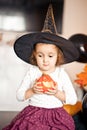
(43, 64, 49, 66)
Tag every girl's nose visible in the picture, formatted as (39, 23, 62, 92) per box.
(43, 56, 48, 63)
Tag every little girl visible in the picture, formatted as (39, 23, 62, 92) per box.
(3, 4, 79, 130)
(3, 32, 79, 130)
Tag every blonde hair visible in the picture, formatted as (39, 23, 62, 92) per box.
(29, 44, 65, 66)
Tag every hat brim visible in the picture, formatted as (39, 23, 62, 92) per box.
(14, 32, 79, 64)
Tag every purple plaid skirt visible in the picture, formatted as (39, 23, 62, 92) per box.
(2, 105, 75, 130)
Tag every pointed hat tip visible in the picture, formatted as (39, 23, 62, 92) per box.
(42, 4, 57, 34)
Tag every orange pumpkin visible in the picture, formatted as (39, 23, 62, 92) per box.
(37, 74, 56, 92)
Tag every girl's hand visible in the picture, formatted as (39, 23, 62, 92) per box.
(44, 82, 58, 95)
(32, 80, 44, 94)
(33, 80, 58, 95)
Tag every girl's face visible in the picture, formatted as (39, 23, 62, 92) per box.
(34, 43, 58, 73)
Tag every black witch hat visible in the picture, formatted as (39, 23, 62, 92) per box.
(14, 4, 79, 64)
(42, 4, 57, 34)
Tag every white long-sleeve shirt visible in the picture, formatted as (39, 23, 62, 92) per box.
(16, 65, 77, 108)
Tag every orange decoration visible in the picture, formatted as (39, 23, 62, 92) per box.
(63, 101, 82, 116)
(37, 74, 56, 92)
(75, 65, 87, 88)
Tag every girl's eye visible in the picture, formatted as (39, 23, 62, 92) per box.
(49, 55, 53, 57)
(38, 54, 42, 57)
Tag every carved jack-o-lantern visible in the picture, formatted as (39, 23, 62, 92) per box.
(37, 74, 56, 92)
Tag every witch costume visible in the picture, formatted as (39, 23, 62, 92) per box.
(3, 4, 79, 130)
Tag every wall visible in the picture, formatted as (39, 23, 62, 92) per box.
(62, 0, 87, 38)
(0, 0, 87, 111)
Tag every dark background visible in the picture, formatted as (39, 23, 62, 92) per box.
(0, 0, 64, 33)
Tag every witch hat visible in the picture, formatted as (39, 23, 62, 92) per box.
(14, 4, 79, 64)
(42, 4, 57, 34)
